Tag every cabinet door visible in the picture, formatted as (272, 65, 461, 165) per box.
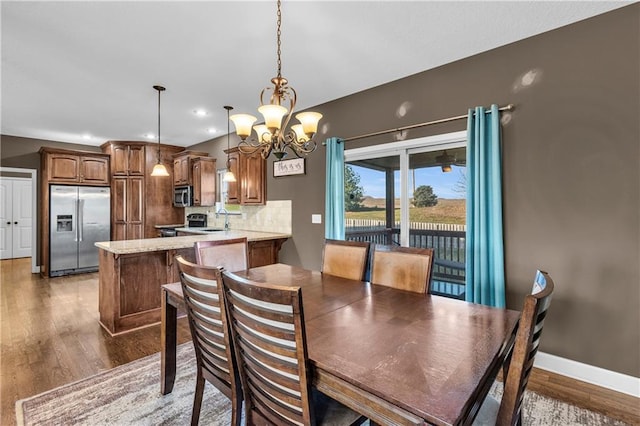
(128, 177, 144, 224)
(80, 156, 109, 184)
(173, 156, 190, 186)
(226, 151, 240, 204)
(48, 153, 80, 183)
(126, 223, 143, 240)
(192, 160, 202, 205)
(112, 178, 127, 222)
(248, 240, 276, 268)
(112, 146, 129, 175)
(128, 146, 145, 175)
(241, 151, 266, 205)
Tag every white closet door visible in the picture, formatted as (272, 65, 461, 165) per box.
(0, 178, 33, 260)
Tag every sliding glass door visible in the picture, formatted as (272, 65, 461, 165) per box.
(344, 131, 467, 299)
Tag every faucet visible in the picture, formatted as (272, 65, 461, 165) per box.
(216, 208, 230, 231)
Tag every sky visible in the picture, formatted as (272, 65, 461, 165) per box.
(349, 164, 466, 200)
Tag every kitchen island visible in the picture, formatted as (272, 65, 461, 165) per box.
(95, 230, 290, 335)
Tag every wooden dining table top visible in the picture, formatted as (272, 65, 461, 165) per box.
(224, 263, 520, 425)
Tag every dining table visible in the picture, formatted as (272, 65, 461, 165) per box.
(160, 263, 520, 426)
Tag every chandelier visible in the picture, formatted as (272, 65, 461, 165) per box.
(229, 0, 322, 160)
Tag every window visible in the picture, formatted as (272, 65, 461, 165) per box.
(344, 131, 467, 299)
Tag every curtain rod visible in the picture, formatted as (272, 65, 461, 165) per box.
(336, 103, 515, 143)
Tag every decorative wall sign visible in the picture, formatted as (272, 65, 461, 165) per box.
(273, 158, 306, 177)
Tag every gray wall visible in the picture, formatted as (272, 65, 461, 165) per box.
(2, 5, 638, 377)
(191, 5, 640, 377)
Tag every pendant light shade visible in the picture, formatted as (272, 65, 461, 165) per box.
(150, 85, 170, 177)
(223, 106, 237, 183)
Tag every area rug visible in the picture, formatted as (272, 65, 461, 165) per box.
(16, 343, 628, 425)
(16, 342, 231, 425)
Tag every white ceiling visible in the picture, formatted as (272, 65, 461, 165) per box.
(1, 1, 630, 148)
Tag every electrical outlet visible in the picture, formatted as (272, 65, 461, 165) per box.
(312, 214, 322, 224)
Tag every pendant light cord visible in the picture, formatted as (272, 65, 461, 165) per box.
(224, 105, 233, 168)
(153, 85, 166, 163)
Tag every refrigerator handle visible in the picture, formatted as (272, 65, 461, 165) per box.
(78, 199, 84, 242)
(74, 199, 79, 242)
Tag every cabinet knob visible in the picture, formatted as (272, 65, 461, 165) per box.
(14, 221, 18, 224)
(6, 222, 10, 225)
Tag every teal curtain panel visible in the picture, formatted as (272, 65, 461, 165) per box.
(465, 105, 506, 307)
(325, 137, 345, 240)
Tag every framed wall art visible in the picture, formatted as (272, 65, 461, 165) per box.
(273, 158, 305, 177)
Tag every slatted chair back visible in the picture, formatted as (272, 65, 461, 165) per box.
(194, 237, 249, 271)
(176, 256, 242, 426)
(321, 239, 371, 281)
(221, 271, 314, 425)
(497, 270, 555, 425)
(370, 245, 435, 293)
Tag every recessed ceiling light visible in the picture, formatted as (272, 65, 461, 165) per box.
(82, 134, 92, 140)
(144, 133, 155, 140)
(193, 109, 208, 117)
(207, 128, 217, 134)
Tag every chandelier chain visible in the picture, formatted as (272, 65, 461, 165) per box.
(276, 0, 282, 78)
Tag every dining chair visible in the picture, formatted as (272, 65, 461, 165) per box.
(370, 244, 435, 293)
(473, 270, 555, 426)
(221, 270, 367, 426)
(176, 256, 242, 426)
(194, 237, 249, 271)
(321, 239, 371, 281)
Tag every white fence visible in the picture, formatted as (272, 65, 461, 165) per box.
(345, 218, 466, 232)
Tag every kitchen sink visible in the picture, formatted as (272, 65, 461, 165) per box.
(198, 228, 225, 232)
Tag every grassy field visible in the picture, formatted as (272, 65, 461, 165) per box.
(346, 198, 466, 224)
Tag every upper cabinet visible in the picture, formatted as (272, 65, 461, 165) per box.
(110, 144, 145, 175)
(172, 151, 216, 207)
(172, 150, 208, 186)
(101, 141, 185, 240)
(39, 147, 110, 186)
(224, 147, 266, 205)
(192, 157, 216, 206)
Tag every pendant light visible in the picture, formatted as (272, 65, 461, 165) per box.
(222, 106, 237, 182)
(150, 85, 170, 177)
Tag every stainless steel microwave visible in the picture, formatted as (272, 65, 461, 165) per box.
(174, 185, 193, 207)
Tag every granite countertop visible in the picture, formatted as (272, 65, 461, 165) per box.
(95, 230, 291, 255)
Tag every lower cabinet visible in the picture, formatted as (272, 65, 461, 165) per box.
(97, 237, 287, 335)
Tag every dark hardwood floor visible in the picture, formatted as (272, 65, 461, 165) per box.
(1, 257, 638, 425)
(0, 257, 191, 425)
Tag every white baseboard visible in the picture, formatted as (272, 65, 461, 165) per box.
(535, 352, 640, 398)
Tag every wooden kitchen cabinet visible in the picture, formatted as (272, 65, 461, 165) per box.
(41, 148, 110, 185)
(192, 157, 216, 206)
(112, 176, 144, 240)
(102, 141, 185, 240)
(172, 151, 216, 207)
(172, 150, 208, 187)
(111, 144, 144, 175)
(224, 147, 266, 205)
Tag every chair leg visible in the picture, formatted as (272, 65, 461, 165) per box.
(191, 374, 205, 426)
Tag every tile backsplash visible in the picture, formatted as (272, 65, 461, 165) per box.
(185, 200, 292, 234)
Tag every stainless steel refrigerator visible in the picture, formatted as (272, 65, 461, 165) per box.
(49, 185, 110, 277)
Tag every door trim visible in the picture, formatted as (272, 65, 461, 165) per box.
(0, 167, 38, 273)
